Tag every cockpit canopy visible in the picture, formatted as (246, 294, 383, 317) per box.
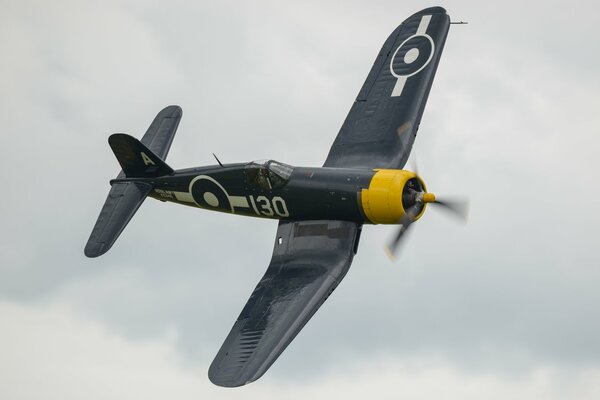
(246, 160, 294, 190)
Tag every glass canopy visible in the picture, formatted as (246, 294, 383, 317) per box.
(247, 160, 294, 189)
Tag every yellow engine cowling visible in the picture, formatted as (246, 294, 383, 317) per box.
(360, 169, 428, 224)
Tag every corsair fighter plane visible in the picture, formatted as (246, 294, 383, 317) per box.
(85, 7, 463, 387)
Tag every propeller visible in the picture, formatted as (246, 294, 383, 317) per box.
(385, 178, 469, 261)
(384, 208, 417, 261)
(432, 197, 469, 221)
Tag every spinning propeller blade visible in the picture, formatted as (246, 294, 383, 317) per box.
(385, 172, 469, 260)
(432, 197, 469, 221)
(385, 217, 412, 261)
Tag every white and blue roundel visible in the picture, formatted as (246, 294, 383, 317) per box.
(189, 175, 233, 212)
(390, 15, 435, 97)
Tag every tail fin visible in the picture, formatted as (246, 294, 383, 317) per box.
(109, 133, 173, 178)
(85, 106, 182, 258)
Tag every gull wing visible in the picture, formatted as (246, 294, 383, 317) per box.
(209, 220, 361, 387)
(324, 7, 450, 169)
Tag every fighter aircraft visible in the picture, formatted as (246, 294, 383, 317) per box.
(85, 6, 466, 387)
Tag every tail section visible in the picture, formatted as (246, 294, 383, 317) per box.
(85, 105, 182, 258)
(109, 133, 174, 178)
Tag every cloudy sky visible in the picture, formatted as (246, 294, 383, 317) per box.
(1, 0, 600, 398)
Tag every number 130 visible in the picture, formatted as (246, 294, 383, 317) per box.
(248, 195, 289, 217)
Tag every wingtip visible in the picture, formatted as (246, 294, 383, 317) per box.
(208, 369, 257, 388)
(161, 105, 183, 117)
(415, 6, 447, 15)
(405, 6, 449, 26)
(84, 241, 108, 258)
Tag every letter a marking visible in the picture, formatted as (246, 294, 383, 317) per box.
(141, 152, 155, 166)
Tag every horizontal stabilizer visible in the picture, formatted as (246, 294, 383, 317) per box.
(109, 133, 174, 178)
(84, 182, 152, 258)
(140, 105, 182, 160)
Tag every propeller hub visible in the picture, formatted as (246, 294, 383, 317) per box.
(422, 193, 436, 203)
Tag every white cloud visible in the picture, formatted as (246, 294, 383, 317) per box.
(1, 300, 600, 400)
(0, 300, 201, 400)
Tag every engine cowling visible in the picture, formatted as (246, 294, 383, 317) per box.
(360, 169, 433, 224)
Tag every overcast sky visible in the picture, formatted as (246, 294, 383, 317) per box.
(1, 0, 600, 398)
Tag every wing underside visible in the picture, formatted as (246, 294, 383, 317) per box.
(209, 220, 361, 387)
(324, 7, 450, 169)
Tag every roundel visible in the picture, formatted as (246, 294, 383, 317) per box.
(189, 175, 233, 213)
(390, 35, 434, 78)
